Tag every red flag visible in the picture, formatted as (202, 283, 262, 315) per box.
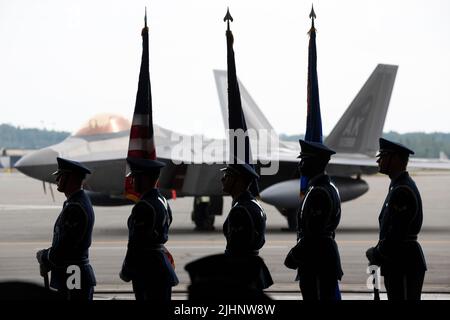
(124, 12, 156, 202)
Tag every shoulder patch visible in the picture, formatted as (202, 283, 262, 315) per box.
(61, 203, 88, 231)
(308, 186, 333, 203)
(229, 205, 254, 226)
(132, 200, 157, 230)
(389, 185, 417, 213)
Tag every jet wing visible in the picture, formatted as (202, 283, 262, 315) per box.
(259, 147, 450, 171)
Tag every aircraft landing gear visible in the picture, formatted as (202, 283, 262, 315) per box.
(191, 196, 223, 231)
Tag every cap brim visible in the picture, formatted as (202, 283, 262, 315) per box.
(52, 169, 71, 176)
(220, 166, 239, 175)
(297, 153, 315, 159)
(376, 150, 394, 157)
(127, 168, 155, 176)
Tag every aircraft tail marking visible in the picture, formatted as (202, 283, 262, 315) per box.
(325, 64, 398, 156)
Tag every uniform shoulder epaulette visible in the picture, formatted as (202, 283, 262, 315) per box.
(308, 185, 333, 201)
(390, 185, 417, 213)
(63, 202, 87, 219)
(230, 204, 251, 215)
(135, 199, 155, 210)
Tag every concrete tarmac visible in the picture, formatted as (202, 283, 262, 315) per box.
(1, 171, 450, 299)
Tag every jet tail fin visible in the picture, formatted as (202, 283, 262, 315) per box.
(213, 70, 278, 142)
(325, 64, 398, 156)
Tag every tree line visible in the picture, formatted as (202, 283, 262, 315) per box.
(0, 124, 70, 149)
(280, 131, 450, 159)
(1, 123, 449, 159)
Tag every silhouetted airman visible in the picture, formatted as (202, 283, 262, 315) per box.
(366, 138, 427, 300)
(220, 163, 273, 291)
(36, 157, 96, 300)
(183, 163, 272, 301)
(284, 140, 343, 300)
(120, 157, 178, 301)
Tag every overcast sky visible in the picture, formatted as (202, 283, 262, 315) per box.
(1, 0, 449, 138)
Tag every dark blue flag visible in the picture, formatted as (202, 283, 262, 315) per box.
(300, 7, 323, 195)
(301, 7, 341, 301)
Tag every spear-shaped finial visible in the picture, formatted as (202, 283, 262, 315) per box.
(309, 4, 316, 29)
(145, 7, 148, 28)
(223, 7, 233, 31)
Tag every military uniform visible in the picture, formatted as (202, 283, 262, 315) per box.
(221, 164, 273, 290)
(223, 190, 266, 255)
(38, 158, 96, 300)
(286, 173, 343, 300)
(222, 190, 273, 290)
(183, 163, 272, 301)
(367, 138, 427, 300)
(120, 158, 178, 301)
(284, 140, 343, 300)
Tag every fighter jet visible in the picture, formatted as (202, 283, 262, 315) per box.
(15, 64, 450, 230)
(215, 64, 450, 228)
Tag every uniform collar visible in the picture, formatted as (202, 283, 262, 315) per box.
(66, 189, 84, 202)
(389, 171, 409, 188)
(140, 188, 159, 199)
(232, 190, 254, 205)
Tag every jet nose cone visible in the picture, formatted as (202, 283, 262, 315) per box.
(15, 148, 59, 181)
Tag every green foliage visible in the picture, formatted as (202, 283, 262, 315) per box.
(383, 131, 450, 159)
(0, 124, 70, 149)
(280, 131, 450, 159)
(1, 123, 449, 159)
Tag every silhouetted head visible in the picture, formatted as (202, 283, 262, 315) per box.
(0, 281, 63, 300)
(126, 157, 165, 194)
(185, 254, 272, 302)
(220, 163, 259, 198)
(297, 140, 335, 178)
(52, 157, 91, 196)
(376, 138, 413, 177)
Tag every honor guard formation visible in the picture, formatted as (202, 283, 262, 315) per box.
(32, 140, 426, 301)
(15, 6, 428, 301)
